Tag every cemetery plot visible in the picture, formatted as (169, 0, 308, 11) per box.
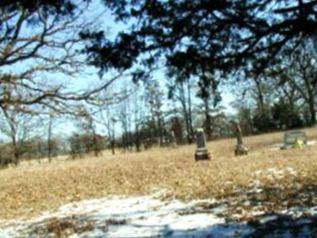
(281, 130, 308, 150)
(1, 129, 317, 237)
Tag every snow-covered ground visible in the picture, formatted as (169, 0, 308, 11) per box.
(268, 140, 317, 150)
(0, 191, 253, 238)
(1, 185, 317, 237)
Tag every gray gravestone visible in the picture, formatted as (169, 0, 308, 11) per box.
(281, 130, 307, 150)
(233, 122, 248, 156)
(195, 128, 211, 161)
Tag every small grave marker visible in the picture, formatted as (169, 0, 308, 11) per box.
(195, 128, 211, 161)
(281, 130, 307, 150)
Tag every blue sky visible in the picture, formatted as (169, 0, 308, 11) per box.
(0, 0, 236, 141)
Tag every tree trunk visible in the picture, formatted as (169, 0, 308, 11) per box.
(204, 98, 212, 140)
(111, 141, 115, 154)
(187, 81, 194, 143)
(111, 131, 116, 155)
(308, 99, 316, 125)
(12, 135, 19, 165)
(180, 80, 194, 144)
(47, 114, 53, 162)
(185, 115, 192, 143)
(181, 100, 192, 144)
(254, 78, 266, 117)
(157, 114, 164, 146)
(135, 124, 141, 152)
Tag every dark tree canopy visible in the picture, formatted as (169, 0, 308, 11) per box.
(83, 0, 317, 78)
(0, 0, 79, 16)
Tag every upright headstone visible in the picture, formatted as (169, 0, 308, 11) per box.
(281, 130, 307, 150)
(195, 128, 211, 161)
(233, 122, 248, 156)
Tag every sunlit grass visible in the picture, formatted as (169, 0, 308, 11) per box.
(1, 127, 317, 220)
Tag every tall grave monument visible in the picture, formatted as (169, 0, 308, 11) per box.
(195, 128, 211, 161)
(233, 122, 248, 156)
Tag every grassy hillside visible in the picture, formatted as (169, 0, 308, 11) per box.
(1, 128, 317, 220)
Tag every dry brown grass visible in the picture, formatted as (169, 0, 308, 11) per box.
(1, 128, 317, 220)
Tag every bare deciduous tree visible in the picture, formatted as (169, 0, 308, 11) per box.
(277, 45, 317, 125)
(0, 1, 122, 115)
(168, 77, 195, 143)
(0, 105, 41, 164)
